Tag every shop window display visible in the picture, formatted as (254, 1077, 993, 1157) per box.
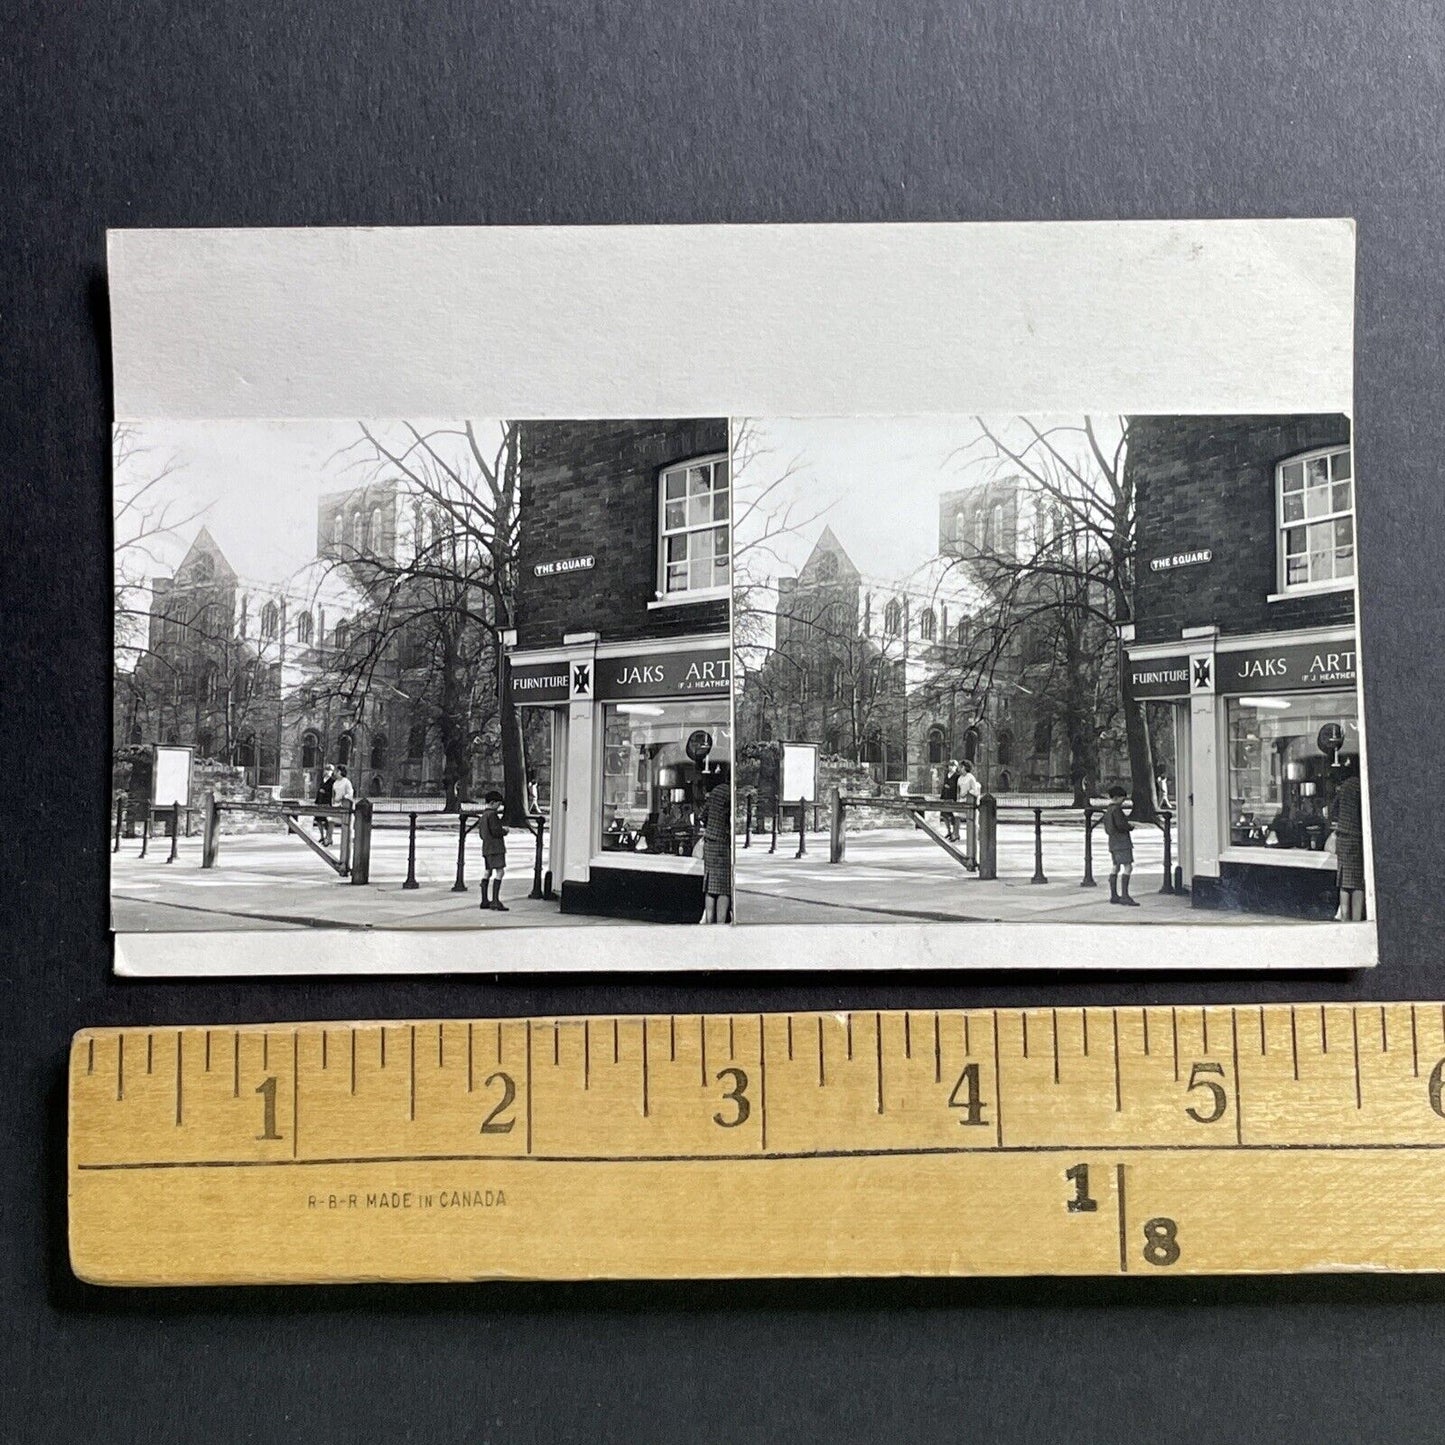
(600, 700, 732, 857)
(1227, 692, 1360, 851)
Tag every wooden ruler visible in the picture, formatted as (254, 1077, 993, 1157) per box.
(68, 1005, 1445, 1285)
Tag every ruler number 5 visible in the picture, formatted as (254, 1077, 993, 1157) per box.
(1183, 1061, 1228, 1124)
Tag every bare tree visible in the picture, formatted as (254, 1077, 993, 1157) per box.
(320, 421, 528, 819)
(943, 417, 1155, 815)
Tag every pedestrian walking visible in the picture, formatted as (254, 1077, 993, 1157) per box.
(699, 767, 732, 924)
(479, 790, 509, 911)
(1330, 757, 1366, 921)
(1102, 784, 1138, 906)
(313, 763, 337, 846)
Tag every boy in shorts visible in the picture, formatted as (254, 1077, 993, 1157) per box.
(1102, 784, 1139, 907)
(479, 790, 509, 912)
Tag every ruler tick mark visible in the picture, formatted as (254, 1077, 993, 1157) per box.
(233, 1031, 240, 1099)
(466, 1024, 472, 1093)
(1259, 1007, 1267, 1055)
(260, 1033, 266, 1071)
(1230, 1009, 1243, 1146)
(321, 1031, 327, 1070)
(1412, 1006, 1420, 1077)
(117, 1034, 124, 1101)
(1081, 1009, 1089, 1057)
(1380, 1006, 1388, 1053)
(1351, 1009, 1362, 1110)
(787, 1015, 794, 1062)
(904, 1013, 912, 1059)
(1171, 1008, 1179, 1082)
(409, 1026, 416, 1121)
(1022, 1013, 1029, 1059)
(498, 1020, 504, 1064)
(175, 1033, 183, 1126)
(204, 1030, 211, 1072)
(1201, 1009, 1209, 1055)
(933, 1012, 942, 1084)
(728, 1017, 734, 1060)
(585, 1020, 592, 1091)
(147, 1033, 153, 1075)
(964, 1014, 971, 1056)
(525, 1020, 533, 1154)
(992, 1012, 1004, 1148)
(1320, 1006, 1328, 1054)
(1290, 1007, 1299, 1080)
(698, 1016, 706, 1085)
(1052, 1009, 1060, 1085)
(352, 1030, 358, 1095)
(875, 1013, 884, 1115)
(291, 1032, 298, 1159)
(438, 1024, 444, 1069)
(613, 1018, 620, 1065)
(1142, 1008, 1150, 1056)
(1116, 1164, 1128, 1274)
(817, 1017, 826, 1087)
(1112, 1011, 1122, 1113)
(87, 1038, 94, 1075)
(641, 1018, 650, 1118)
(847, 1013, 854, 1060)
(669, 1016, 676, 1062)
(380, 1029, 386, 1069)
(554, 1022, 561, 1067)
(759, 1015, 768, 1150)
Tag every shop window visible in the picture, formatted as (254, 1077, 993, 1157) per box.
(1277, 447, 1354, 592)
(599, 700, 732, 859)
(1227, 692, 1360, 851)
(919, 607, 937, 642)
(296, 609, 313, 645)
(658, 455, 730, 598)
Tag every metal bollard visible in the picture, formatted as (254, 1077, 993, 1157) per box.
(452, 812, 470, 891)
(113, 797, 124, 854)
(964, 797, 978, 870)
(829, 788, 845, 864)
(528, 815, 546, 899)
(743, 794, 752, 849)
(403, 812, 420, 889)
(795, 796, 807, 859)
(977, 794, 997, 880)
(139, 810, 150, 859)
(769, 802, 778, 855)
(543, 867, 555, 901)
(349, 799, 372, 885)
(202, 792, 219, 869)
(1081, 806, 1097, 887)
(165, 803, 180, 864)
(1030, 807, 1048, 884)
(1159, 810, 1175, 894)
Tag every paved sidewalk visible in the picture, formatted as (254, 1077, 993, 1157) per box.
(735, 823, 1283, 926)
(110, 824, 605, 932)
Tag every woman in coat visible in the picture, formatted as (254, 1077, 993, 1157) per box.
(699, 768, 733, 924)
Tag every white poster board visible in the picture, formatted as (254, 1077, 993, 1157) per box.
(780, 742, 819, 804)
(151, 745, 193, 809)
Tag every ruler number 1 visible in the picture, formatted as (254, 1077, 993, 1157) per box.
(256, 1076, 282, 1141)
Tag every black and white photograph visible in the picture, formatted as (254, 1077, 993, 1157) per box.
(733, 414, 1369, 930)
(112, 416, 733, 932)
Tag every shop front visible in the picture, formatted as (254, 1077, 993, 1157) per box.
(1127, 627, 1362, 918)
(507, 636, 732, 922)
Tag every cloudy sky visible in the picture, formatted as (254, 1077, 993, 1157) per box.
(733, 415, 1120, 587)
(114, 418, 496, 591)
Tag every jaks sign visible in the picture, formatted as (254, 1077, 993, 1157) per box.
(509, 646, 730, 705)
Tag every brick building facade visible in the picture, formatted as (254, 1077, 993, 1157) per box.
(1123, 414, 1363, 917)
(506, 419, 732, 922)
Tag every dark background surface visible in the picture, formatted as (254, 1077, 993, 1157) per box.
(5, 1, 1445, 1439)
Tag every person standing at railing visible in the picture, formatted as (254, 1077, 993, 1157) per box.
(1102, 784, 1139, 907)
(940, 760, 961, 841)
(313, 764, 337, 847)
(479, 791, 510, 912)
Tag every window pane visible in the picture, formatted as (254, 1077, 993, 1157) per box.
(712, 490, 729, 521)
(713, 525, 729, 559)
(665, 501, 686, 530)
(665, 472, 686, 500)
(1331, 450, 1351, 481)
(713, 457, 729, 488)
(1281, 461, 1304, 490)
(689, 558, 712, 591)
(687, 495, 710, 528)
(687, 466, 710, 496)
(1334, 517, 1353, 548)
(666, 564, 688, 593)
(1282, 491, 1305, 523)
(1335, 545, 1355, 578)
(666, 534, 687, 564)
(1305, 482, 1331, 519)
(1286, 525, 1305, 555)
(1287, 557, 1308, 585)
(1306, 456, 1329, 487)
(1332, 479, 1352, 513)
